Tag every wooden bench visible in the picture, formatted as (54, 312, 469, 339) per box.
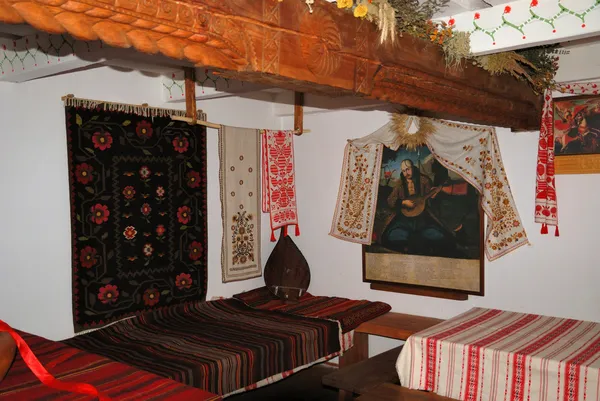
(356, 383, 455, 401)
(324, 312, 444, 400)
(339, 312, 444, 368)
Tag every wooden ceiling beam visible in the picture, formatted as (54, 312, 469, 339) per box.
(0, 0, 542, 130)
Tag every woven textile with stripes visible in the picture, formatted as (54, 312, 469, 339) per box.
(0, 331, 219, 401)
(397, 307, 600, 401)
(234, 286, 392, 333)
(64, 298, 340, 396)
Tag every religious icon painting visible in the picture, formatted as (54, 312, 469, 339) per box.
(363, 145, 484, 295)
(553, 95, 600, 174)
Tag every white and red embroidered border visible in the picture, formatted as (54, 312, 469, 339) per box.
(261, 129, 300, 241)
(330, 119, 528, 260)
(329, 142, 383, 245)
(535, 81, 600, 236)
(535, 89, 558, 235)
(426, 120, 529, 261)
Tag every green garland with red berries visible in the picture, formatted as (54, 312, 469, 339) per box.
(332, 0, 560, 93)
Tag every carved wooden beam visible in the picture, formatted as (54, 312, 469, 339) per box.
(0, 0, 542, 130)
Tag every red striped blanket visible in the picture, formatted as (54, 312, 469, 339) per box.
(64, 298, 340, 396)
(0, 331, 219, 401)
(233, 286, 392, 333)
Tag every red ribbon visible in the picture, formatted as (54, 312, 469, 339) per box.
(0, 320, 110, 400)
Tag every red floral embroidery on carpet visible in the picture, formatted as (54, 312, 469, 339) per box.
(65, 106, 208, 333)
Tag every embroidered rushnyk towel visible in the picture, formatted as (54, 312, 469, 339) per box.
(261, 129, 299, 241)
(397, 307, 600, 401)
(329, 119, 528, 260)
(219, 126, 262, 283)
(329, 142, 383, 245)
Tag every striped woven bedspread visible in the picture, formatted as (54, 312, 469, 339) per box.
(0, 331, 220, 401)
(233, 286, 392, 333)
(64, 298, 341, 397)
(397, 307, 600, 401)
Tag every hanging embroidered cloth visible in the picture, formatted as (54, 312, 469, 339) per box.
(219, 126, 262, 283)
(330, 118, 528, 261)
(64, 97, 208, 333)
(426, 119, 528, 261)
(329, 142, 383, 244)
(535, 89, 559, 236)
(261, 129, 300, 241)
(535, 82, 600, 236)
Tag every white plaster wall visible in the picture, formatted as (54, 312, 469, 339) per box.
(279, 106, 600, 356)
(2, 66, 598, 355)
(0, 67, 277, 340)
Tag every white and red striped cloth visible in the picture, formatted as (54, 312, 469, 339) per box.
(397, 308, 600, 401)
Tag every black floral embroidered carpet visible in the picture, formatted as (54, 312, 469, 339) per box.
(65, 105, 207, 333)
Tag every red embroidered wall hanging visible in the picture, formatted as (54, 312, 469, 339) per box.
(261, 129, 300, 241)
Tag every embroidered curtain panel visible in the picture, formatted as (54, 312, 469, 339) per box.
(329, 142, 383, 245)
(330, 117, 528, 261)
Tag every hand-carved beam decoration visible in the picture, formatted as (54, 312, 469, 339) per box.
(0, 0, 542, 130)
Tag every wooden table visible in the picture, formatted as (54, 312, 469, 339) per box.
(325, 312, 444, 401)
(339, 312, 444, 367)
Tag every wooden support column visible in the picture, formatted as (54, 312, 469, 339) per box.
(184, 67, 196, 119)
(294, 92, 304, 135)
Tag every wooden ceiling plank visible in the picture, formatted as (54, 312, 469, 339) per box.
(0, 0, 542, 130)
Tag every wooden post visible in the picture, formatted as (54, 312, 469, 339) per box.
(294, 92, 304, 135)
(184, 67, 196, 119)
